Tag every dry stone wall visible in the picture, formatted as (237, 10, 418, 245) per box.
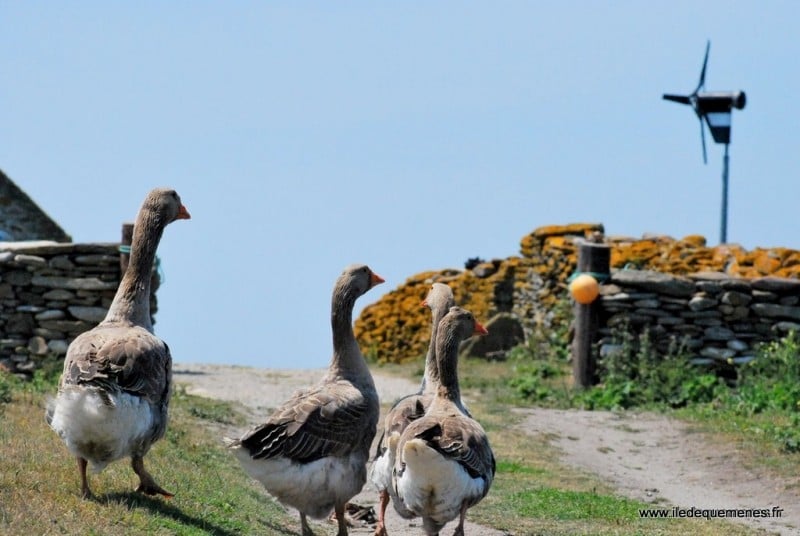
(356, 223, 800, 365)
(599, 270, 800, 369)
(0, 241, 158, 378)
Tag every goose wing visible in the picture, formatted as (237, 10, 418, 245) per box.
(374, 392, 430, 459)
(239, 380, 375, 463)
(414, 414, 495, 482)
(385, 393, 431, 436)
(61, 326, 171, 404)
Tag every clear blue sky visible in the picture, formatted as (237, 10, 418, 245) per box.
(1, 2, 798, 368)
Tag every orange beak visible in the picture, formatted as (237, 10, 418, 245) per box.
(176, 204, 191, 220)
(420, 298, 428, 308)
(370, 272, 385, 287)
(474, 321, 488, 336)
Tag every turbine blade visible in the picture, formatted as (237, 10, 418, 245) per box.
(663, 94, 691, 105)
(695, 40, 710, 94)
(700, 116, 708, 164)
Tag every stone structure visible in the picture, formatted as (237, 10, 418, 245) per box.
(0, 169, 71, 242)
(0, 241, 158, 377)
(355, 224, 605, 364)
(355, 223, 800, 365)
(599, 270, 800, 369)
(460, 312, 525, 361)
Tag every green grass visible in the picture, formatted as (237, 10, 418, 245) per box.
(510, 488, 640, 520)
(0, 375, 300, 536)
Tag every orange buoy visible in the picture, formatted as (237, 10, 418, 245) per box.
(569, 274, 599, 304)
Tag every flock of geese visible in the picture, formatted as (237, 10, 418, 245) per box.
(45, 188, 496, 536)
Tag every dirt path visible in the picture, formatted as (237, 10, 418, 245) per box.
(176, 364, 800, 536)
(173, 363, 506, 536)
(518, 408, 800, 536)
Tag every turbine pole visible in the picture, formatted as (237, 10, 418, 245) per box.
(720, 143, 730, 244)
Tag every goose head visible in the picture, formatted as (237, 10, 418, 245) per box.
(336, 264, 385, 303)
(144, 188, 191, 226)
(420, 282, 455, 316)
(439, 306, 488, 344)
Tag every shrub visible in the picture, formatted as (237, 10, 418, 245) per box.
(579, 327, 721, 410)
(733, 332, 800, 414)
(506, 298, 573, 402)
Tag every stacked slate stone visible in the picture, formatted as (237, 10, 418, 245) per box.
(0, 242, 158, 378)
(598, 269, 800, 369)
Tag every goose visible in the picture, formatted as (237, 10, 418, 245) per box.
(227, 264, 384, 536)
(46, 188, 190, 498)
(370, 282, 455, 536)
(393, 306, 495, 536)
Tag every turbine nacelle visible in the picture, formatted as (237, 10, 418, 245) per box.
(662, 41, 746, 163)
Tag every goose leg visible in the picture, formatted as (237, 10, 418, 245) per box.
(452, 501, 469, 536)
(300, 512, 315, 536)
(334, 503, 348, 536)
(131, 455, 173, 498)
(373, 490, 390, 536)
(77, 457, 92, 499)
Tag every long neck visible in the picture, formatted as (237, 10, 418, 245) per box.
(434, 323, 462, 403)
(421, 306, 448, 394)
(104, 209, 164, 330)
(329, 282, 365, 377)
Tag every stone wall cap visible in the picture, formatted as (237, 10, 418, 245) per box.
(531, 223, 604, 239)
(687, 271, 738, 281)
(751, 276, 800, 293)
(0, 240, 61, 250)
(0, 241, 119, 256)
(610, 269, 695, 297)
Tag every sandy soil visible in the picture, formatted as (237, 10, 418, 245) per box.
(173, 363, 507, 536)
(175, 364, 800, 536)
(518, 408, 800, 536)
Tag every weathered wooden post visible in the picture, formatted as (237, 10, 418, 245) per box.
(120, 222, 134, 275)
(572, 241, 611, 388)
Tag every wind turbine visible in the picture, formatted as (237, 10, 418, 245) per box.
(663, 41, 746, 244)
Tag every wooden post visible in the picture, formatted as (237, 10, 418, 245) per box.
(120, 222, 134, 276)
(572, 241, 611, 388)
